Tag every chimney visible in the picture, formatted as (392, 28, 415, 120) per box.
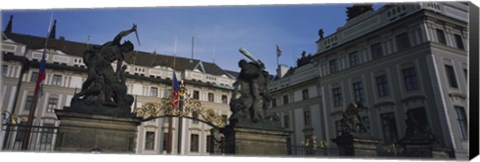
(48, 19, 57, 39)
(276, 64, 289, 79)
(4, 15, 13, 33)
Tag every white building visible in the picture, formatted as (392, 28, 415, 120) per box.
(0, 17, 236, 155)
(269, 2, 469, 159)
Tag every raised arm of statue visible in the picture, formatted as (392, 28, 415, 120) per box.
(113, 24, 137, 45)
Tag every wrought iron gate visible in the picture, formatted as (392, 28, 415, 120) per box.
(1, 124, 59, 151)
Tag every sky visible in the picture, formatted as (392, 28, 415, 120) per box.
(1, 3, 383, 74)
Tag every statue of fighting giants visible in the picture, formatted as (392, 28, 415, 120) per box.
(229, 48, 277, 123)
(72, 24, 137, 112)
(339, 102, 369, 136)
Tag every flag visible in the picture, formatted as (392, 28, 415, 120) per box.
(34, 51, 47, 96)
(276, 44, 282, 57)
(172, 71, 180, 108)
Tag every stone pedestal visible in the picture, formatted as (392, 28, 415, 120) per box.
(399, 138, 433, 157)
(221, 123, 291, 156)
(332, 134, 380, 157)
(398, 137, 454, 158)
(399, 140, 453, 159)
(55, 108, 140, 153)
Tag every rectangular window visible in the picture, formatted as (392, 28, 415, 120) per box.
(165, 89, 172, 98)
(380, 112, 399, 143)
(221, 95, 228, 104)
(403, 67, 419, 91)
(353, 81, 364, 102)
(145, 131, 155, 150)
(376, 75, 389, 97)
(192, 112, 199, 124)
(11, 66, 18, 78)
(371, 43, 383, 60)
(396, 32, 411, 51)
(304, 110, 311, 126)
(52, 74, 62, 86)
(190, 134, 199, 152)
(47, 97, 58, 113)
(272, 98, 277, 108)
(150, 87, 158, 97)
(31, 72, 39, 82)
(332, 87, 342, 107)
(206, 135, 213, 153)
(283, 115, 290, 128)
(445, 65, 458, 88)
(283, 95, 289, 105)
(162, 133, 168, 151)
(454, 34, 464, 49)
(193, 91, 200, 100)
(208, 93, 214, 102)
(436, 29, 447, 45)
(24, 95, 34, 111)
(330, 59, 338, 73)
(349, 51, 360, 66)
(40, 124, 55, 144)
(2, 65, 8, 77)
(302, 89, 309, 100)
(454, 106, 468, 140)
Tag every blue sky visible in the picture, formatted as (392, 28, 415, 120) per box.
(1, 4, 383, 74)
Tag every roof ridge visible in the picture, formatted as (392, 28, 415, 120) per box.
(5, 32, 230, 76)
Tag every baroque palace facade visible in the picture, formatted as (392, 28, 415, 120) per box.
(0, 17, 237, 154)
(269, 2, 469, 159)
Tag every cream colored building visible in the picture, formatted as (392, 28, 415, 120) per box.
(0, 19, 236, 155)
(269, 2, 469, 159)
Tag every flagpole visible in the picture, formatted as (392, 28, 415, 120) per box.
(276, 44, 281, 68)
(167, 36, 177, 154)
(21, 13, 54, 150)
(190, 36, 194, 63)
(172, 36, 184, 155)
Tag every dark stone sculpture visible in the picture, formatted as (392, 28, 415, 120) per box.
(70, 24, 137, 116)
(318, 29, 324, 39)
(229, 59, 279, 125)
(296, 51, 313, 67)
(401, 110, 436, 141)
(339, 102, 368, 136)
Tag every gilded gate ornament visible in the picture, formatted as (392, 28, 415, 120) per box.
(133, 86, 226, 128)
